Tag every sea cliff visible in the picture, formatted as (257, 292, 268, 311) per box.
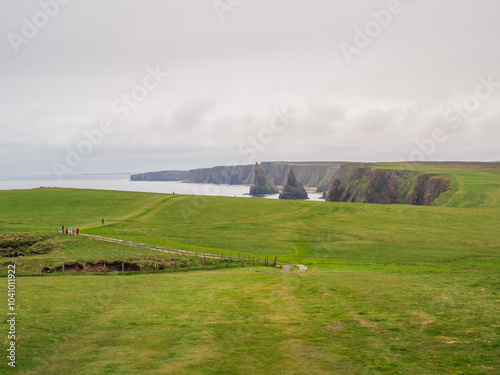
(325, 163, 452, 206)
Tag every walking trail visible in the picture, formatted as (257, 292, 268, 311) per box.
(81, 234, 307, 272)
(280, 264, 308, 273)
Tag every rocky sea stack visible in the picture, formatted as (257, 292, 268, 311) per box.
(249, 163, 279, 196)
(279, 169, 308, 200)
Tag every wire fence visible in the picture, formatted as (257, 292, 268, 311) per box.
(0, 232, 279, 277)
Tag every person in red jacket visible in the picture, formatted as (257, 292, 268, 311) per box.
(76, 227, 79, 235)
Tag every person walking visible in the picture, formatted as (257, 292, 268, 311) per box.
(62, 225, 64, 234)
(76, 227, 79, 235)
(102, 218, 104, 225)
(72, 227, 75, 235)
(65, 228, 68, 235)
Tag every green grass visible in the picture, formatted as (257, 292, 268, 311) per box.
(0, 162, 499, 374)
(0, 187, 175, 233)
(0, 233, 257, 276)
(372, 162, 500, 208)
(6, 268, 499, 374)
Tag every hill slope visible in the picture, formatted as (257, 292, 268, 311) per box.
(1, 168, 499, 374)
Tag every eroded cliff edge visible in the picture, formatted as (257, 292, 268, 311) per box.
(130, 170, 188, 181)
(132, 162, 342, 187)
(325, 163, 452, 206)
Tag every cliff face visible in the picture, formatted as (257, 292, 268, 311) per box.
(130, 170, 188, 181)
(325, 163, 452, 206)
(183, 165, 255, 185)
(279, 169, 308, 200)
(315, 168, 340, 193)
(178, 162, 342, 187)
(249, 163, 279, 196)
(130, 162, 452, 206)
(261, 162, 342, 188)
(406, 174, 454, 206)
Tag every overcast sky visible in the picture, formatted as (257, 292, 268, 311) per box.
(1, 0, 499, 176)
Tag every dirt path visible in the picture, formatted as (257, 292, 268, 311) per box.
(298, 264, 308, 273)
(81, 233, 307, 272)
(280, 265, 292, 272)
(135, 196, 187, 222)
(82, 234, 239, 261)
(280, 264, 308, 273)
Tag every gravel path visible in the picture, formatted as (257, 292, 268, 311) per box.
(279, 264, 307, 273)
(82, 234, 307, 272)
(280, 265, 292, 272)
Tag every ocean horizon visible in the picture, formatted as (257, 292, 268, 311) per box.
(0, 174, 325, 201)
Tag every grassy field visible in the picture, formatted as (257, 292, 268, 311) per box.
(0, 163, 499, 374)
(373, 162, 500, 208)
(10, 268, 498, 374)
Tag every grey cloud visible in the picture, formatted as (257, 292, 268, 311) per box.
(0, 0, 498, 175)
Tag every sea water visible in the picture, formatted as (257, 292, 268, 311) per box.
(0, 174, 325, 201)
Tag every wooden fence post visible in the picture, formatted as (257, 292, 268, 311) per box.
(216, 259, 219, 269)
(83, 264, 86, 275)
(202, 258, 205, 270)
(172, 263, 175, 272)
(39, 264, 42, 276)
(253, 257, 255, 266)
(274, 256, 277, 267)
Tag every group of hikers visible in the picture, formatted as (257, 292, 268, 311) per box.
(61, 225, 79, 235)
(60, 219, 104, 236)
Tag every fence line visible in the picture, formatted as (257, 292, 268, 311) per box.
(1, 232, 281, 277)
(81, 234, 275, 265)
(25, 257, 262, 277)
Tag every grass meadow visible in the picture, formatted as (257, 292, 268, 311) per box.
(0, 162, 499, 374)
